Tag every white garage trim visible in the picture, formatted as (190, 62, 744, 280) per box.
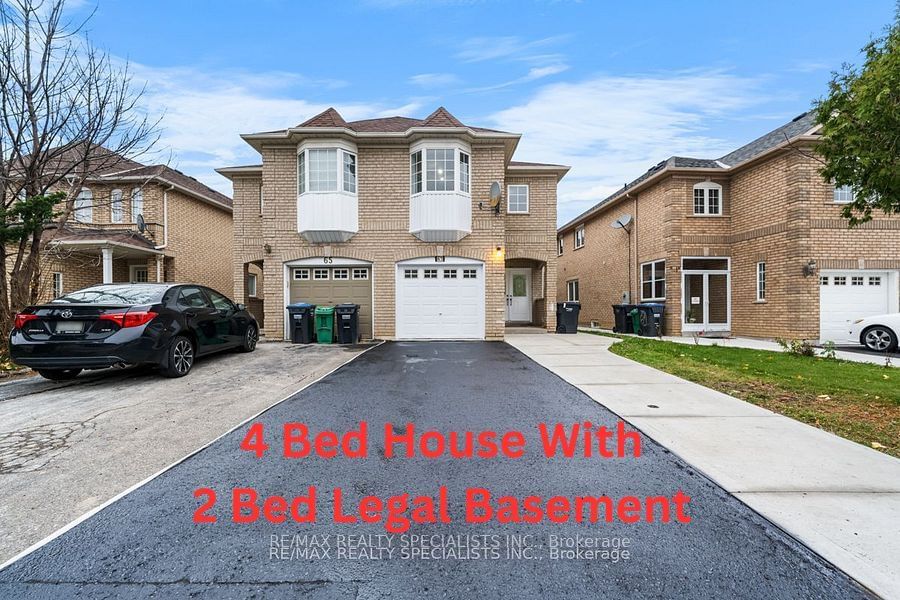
(282, 257, 375, 340)
(395, 256, 485, 340)
(819, 269, 899, 343)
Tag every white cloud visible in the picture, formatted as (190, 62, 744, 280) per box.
(487, 70, 765, 225)
(455, 35, 570, 64)
(409, 73, 462, 88)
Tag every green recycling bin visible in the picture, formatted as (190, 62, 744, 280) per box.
(628, 307, 641, 335)
(315, 306, 335, 344)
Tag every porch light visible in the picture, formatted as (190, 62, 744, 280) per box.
(803, 259, 817, 277)
(495, 246, 504, 259)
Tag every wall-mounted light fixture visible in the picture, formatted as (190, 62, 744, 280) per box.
(495, 245, 504, 259)
(803, 259, 817, 277)
(264, 243, 272, 255)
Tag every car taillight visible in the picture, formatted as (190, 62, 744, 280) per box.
(98, 310, 158, 328)
(14, 313, 38, 329)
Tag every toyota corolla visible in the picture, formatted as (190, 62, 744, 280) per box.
(10, 283, 259, 380)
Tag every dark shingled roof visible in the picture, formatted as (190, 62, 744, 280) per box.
(106, 164, 232, 208)
(286, 106, 514, 135)
(560, 111, 820, 232)
(50, 226, 157, 250)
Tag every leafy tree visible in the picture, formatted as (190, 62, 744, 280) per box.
(815, 5, 900, 225)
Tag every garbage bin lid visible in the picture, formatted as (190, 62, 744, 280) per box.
(287, 302, 314, 309)
(315, 306, 335, 314)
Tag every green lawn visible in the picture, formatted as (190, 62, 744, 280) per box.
(589, 333, 899, 458)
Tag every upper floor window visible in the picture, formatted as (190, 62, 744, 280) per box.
(110, 189, 123, 223)
(833, 184, 855, 204)
(693, 181, 722, 216)
(641, 260, 666, 301)
(574, 225, 585, 249)
(298, 146, 357, 194)
(410, 143, 470, 195)
(74, 188, 92, 223)
(131, 187, 143, 220)
(557, 237, 564, 256)
(507, 185, 529, 214)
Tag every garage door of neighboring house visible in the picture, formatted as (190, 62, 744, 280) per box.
(819, 271, 895, 342)
(287, 260, 373, 340)
(395, 257, 485, 340)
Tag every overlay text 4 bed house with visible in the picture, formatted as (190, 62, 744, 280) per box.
(556, 112, 900, 342)
(219, 107, 568, 340)
(36, 148, 234, 300)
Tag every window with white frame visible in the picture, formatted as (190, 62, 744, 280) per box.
(259, 184, 264, 215)
(131, 187, 143, 220)
(641, 260, 666, 301)
(294, 268, 310, 280)
(443, 269, 457, 279)
(557, 237, 564, 256)
(313, 268, 329, 280)
(507, 185, 529, 213)
(574, 226, 585, 249)
(298, 147, 357, 194)
(851, 276, 864, 286)
(74, 188, 92, 223)
(567, 280, 579, 302)
(423, 269, 438, 279)
(130, 266, 149, 283)
(869, 276, 881, 286)
(110, 189, 123, 223)
(833, 276, 846, 286)
(463, 269, 477, 279)
(332, 268, 349, 280)
(833, 184, 855, 204)
(410, 145, 471, 195)
(404, 269, 418, 279)
(756, 262, 766, 301)
(247, 273, 258, 297)
(52, 272, 63, 298)
(352, 268, 369, 280)
(693, 181, 723, 215)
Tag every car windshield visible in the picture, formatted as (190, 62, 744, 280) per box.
(51, 285, 166, 305)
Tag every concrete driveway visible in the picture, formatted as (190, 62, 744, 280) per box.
(0, 342, 868, 599)
(0, 342, 366, 564)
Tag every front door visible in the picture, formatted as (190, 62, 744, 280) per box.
(506, 268, 532, 322)
(682, 258, 730, 332)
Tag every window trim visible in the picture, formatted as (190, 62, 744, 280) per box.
(574, 225, 585, 249)
(692, 181, 723, 216)
(297, 140, 358, 197)
(74, 188, 93, 223)
(833, 184, 855, 204)
(507, 184, 530, 214)
(110, 189, 124, 223)
(557, 237, 564, 256)
(131, 187, 143, 221)
(640, 259, 666, 301)
(566, 279, 580, 302)
(409, 140, 472, 197)
(52, 272, 63, 298)
(247, 273, 258, 297)
(756, 262, 766, 302)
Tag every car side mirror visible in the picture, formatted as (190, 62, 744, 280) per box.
(236, 303, 246, 311)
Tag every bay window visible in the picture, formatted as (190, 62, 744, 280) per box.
(409, 143, 471, 196)
(297, 146, 357, 195)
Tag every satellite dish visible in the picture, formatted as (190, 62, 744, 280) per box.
(611, 214, 633, 231)
(489, 181, 502, 209)
(136, 213, 146, 233)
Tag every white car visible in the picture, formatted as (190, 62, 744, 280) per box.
(847, 313, 900, 352)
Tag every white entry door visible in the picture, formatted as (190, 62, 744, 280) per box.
(819, 271, 894, 342)
(395, 258, 485, 339)
(506, 268, 532, 322)
(682, 258, 731, 332)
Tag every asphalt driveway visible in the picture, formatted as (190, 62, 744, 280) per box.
(0, 342, 868, 598)
(0, 342, 365, 564)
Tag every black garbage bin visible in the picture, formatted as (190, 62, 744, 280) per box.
(637, 303, 665, 336)
(335, 303, 360, 344)
(555, 301, 581, 334)
(612, 304, 637, 333)
(286, 302, 316, 343)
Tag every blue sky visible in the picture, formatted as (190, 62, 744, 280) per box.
(70, 0, 896, 224)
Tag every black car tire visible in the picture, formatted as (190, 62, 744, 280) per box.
(239, 324, 259, 353)
(36, 368, 82, 381)
(162, 335, 195, 378)
(862, 326, 898, 353)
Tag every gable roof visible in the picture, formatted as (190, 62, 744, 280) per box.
(558, 111, 821, 233)
(102, 164, 233, 210)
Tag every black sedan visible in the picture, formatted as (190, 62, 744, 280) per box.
(10, 283, 259, 380)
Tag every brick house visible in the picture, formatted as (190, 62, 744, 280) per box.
(35, 149, 233, 300)
(557, 112, 900, 342)
(218, 107, 568, 340)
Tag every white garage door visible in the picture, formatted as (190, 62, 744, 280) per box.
(396, 258, 485, 339)
(819, 271, 892, 342)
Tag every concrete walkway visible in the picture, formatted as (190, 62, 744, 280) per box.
(506, 333, 900, 599)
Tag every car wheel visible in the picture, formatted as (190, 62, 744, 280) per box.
(239, 324, 259, 353)
(162, 335, 195, 377)
(36, 368, 82, 381)
(862, 326, 898, 353)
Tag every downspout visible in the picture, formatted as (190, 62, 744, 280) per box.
(633, 194, 639, 303)
(155, 184, 173, 283)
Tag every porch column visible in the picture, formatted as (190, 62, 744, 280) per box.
(155, 254, 164, 282)
(101, 248, 113, 284)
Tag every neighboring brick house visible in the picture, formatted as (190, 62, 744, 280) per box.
(218, 107, 568, 341)
(34, 149, 233, 300)
(557, 112, 900, 342)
